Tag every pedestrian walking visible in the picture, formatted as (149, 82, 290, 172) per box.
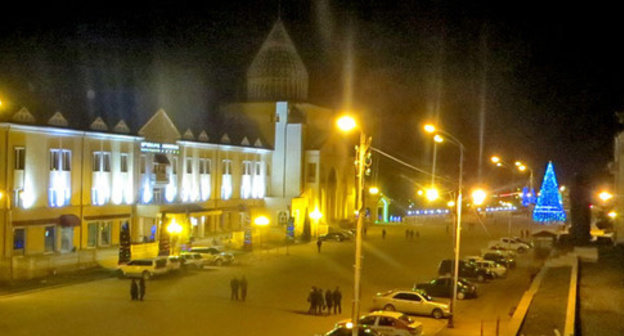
(409, 230, 413, 240)
(130, 279, 138, 301)
(138, 278, 146, 301)
(307, 286, 317, 314)
(333, 286, 342, 314)
(382, 228, 386, 239)
(325, 288, 333, 315)
(317, 239, 322, 253)
(230, 277, 239, 300)
(316, 288, 325, 314)
(240, 275, 248, 302)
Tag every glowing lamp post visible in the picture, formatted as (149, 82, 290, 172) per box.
(254, 215, 270, 251)
(166, 218, 183, 255)
(423, 123, 464, 328)
(337, 114, 371, 336)
(599, 191, 614, 202)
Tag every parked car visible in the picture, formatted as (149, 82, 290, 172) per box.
(484, 245, 517, 258)
(320, 232, 351, 242)
(180, 252, 205, 269)
(470, 260, 507, 278)
(488, 237, 530, 253)
(414, 276, 477, 300)
(371, 289, 450, 319)
(336, 311, 423, 336)
(482, 252, 516, 269)
(167, 256, 183, 271)
(320, 325, 382, 336)
(512, 237, 534, 248)
(438, 259, 494, 282)
(189, 246, 235, 266)
(118, 257, 170, 279)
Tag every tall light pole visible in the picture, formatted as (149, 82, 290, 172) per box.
(337, 115, 371, 336)
(424, 124, 464, 328)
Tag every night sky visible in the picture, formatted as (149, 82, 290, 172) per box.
(1, 1, 623, 205)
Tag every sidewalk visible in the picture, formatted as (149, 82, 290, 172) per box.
(0, 267, 116, 297)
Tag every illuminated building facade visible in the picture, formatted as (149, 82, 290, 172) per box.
(0, 20, 354, 280)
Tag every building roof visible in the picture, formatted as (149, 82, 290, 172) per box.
(247, 20, 309, 102)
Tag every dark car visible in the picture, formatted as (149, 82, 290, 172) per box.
(438, 259, 494, 282)
(483, 252, 516, 269)
(414, 276, 477, 300)
(319, 232, 351, 242)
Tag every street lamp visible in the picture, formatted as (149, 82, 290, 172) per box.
(337, 115, 372, 336)
(471, 188, 487, 206)
(166, 218, 183, 256)
(254, 215, 270, 252)
(599, 191, 614, 202)
(423, 123, 464, 328)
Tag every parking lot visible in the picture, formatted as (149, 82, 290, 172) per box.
(0, 214, 542, 336)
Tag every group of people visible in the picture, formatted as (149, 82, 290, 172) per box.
(230, 276, 248, 301)
(405, 229, 419, 240)
(520, 229, 531, 239)
(307, 286, 342, 315)
(130, 278, 146, 301)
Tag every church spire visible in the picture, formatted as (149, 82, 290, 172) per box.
(246, 20, 309, 102)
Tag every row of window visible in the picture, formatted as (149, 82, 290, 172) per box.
(13, 221, 114, 254)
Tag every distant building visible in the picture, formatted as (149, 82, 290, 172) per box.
(0, 20, 354, 280)
(612, 132, 624, 243)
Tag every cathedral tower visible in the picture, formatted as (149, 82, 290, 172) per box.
(247, 20, 309, 101)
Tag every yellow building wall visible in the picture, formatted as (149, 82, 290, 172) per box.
(26, 226, 45, 255)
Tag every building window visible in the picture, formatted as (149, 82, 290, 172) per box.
(199, 159, 211, 201)
(252, 161, 265, 198)
(44, 226, 55, 253)
(49, 149, 72, 207)
(87, 221, 112, 247)
(172, 157, 178, 175)
(307, 163, 317, 183)
(13, 228, 25, 254)
(241, 161, 252, 199)
(50, 149, 71, 171)
(93, 152, 111, 172)
(186, 157, 193, 174)
(140, 155, 146, 174)
(60, 226, 74, 253)
(14, 147, 25, 170)
(120, 153, 128, 173)
(221, 159, 232, 200)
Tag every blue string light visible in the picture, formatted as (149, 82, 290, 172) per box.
(532, 161, 566, 223)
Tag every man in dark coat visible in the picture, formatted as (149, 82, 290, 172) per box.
(240, 276, 248, 302)
(333, 286, 342, 314)
(138, 278, 146, 301)
(325, 288, 333, 315)
(307, 286, 317, 314)
(130, 279, 138, 301)
(382, 228, 386, 239)
(316, 288, 324, 314)
(316, 239, 322, 253)
(230, 277, 239, 300)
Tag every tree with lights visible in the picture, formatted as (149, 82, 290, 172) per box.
(533, 161, 566, 223)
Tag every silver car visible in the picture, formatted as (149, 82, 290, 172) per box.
(371, 289, 450, 319)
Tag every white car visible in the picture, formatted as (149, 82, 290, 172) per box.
(167, 256, 183, 271)
(180, 252, 205, 269)
(118, 257, 170, 279)
(488, 237, 530, 253)
(336, 311, 423, 336)
(371, 289, 450, 319)
(471, 260, 507, 278)
(189, 246, 235, 266)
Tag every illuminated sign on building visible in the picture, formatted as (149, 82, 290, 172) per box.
(140, 142, 180, 154)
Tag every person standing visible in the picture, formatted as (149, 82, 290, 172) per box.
(130, 279, 138, 301)
(316, 288, 325, 315)
(333, 286, 342, 314)
(230, 277, 239, 301)
(325, 288, 333, 315)
(307, 286, 317, 314)
(316, 239, 322, 253)
(138, 278, 146, 301)
(240, 276, 248, 302)
(382, 228, 386, 239)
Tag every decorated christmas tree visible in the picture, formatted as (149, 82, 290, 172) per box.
(533, 161, 566, 223)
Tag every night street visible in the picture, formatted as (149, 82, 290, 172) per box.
(0, 216, 540, 336)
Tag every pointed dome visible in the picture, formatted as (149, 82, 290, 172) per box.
(247, 20, 309, 102)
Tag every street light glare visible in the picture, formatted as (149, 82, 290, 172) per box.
(369, 186, 379, 195)
(166, 219, 183, 234)
(514, 161, 522, 167)
(608, 211, 617, 219)
(518, 165, 527, 172)
(447, 200, 455, 207)
(336, 115, 357, 132)
(310, 209, 323, 220)
(423, 124, 436, 133)
(490, 156, 501, 163)
(598, 191, 614, 202)
(433, 134, 444, 143)
(471, 189, 487, 206)
(425, 187, 439, 201)
(254, 216, 270, 226)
